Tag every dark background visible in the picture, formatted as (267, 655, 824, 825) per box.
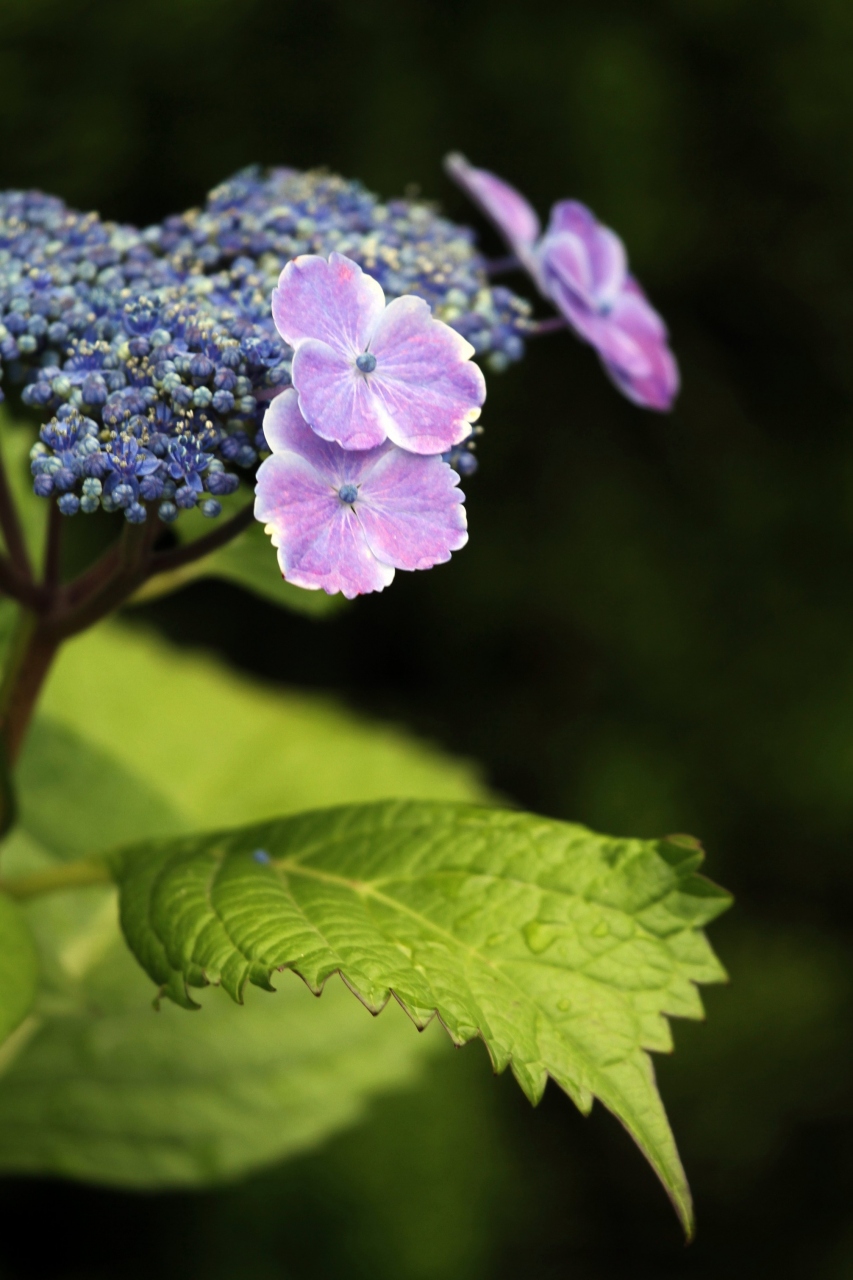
(3, 0, 853, 1275)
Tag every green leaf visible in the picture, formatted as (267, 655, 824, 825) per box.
(111, 800, 731, 1231)
(16, 716, 186, 860)
(0, 890, 38, 1045)
(39, 624, 485, 824)
(0, 623, 484, 1185)
(0, 927, 439, 1187)
(0, 407, 45, 566)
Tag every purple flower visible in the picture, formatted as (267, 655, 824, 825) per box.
(271, 252, 486, 454)
(445, 154, 679, 412)
(254, 388, 468, 598)
(444, 152, 542, 274)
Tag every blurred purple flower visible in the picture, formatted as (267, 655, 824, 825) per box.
(271, 252, 485, 454)
(444, 152, 542, 274)
(445, 153, 679, 412)
(254, 388, 468, 598)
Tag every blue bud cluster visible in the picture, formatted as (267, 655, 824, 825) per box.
(1, 169, 531, 521)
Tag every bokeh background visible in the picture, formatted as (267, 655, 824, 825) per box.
(3, 0, 853, 1275)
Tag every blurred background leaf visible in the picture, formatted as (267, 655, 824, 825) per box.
(0, 893, 37, 1047)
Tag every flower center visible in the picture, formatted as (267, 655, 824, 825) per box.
(355, 352, 377, 374)
(338, 482, 359, 504)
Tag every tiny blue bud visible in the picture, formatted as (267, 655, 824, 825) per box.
(175, 485, 198, 509)
(158, 500, 178, 523)
(124, 502, 147, 524)
(455, 450, 478, 477)
(338, 483, 358, 504)
(355, 352, 376, 374)
(111, 483, 134, 508)
(252, 849, 271, 864)
(57, 493, 80, 516)
(212, 389, 234, 415)
(200, 498, 221, 518)
(189, 354, 215, 383)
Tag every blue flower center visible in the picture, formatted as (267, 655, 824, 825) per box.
(338, 482, 359, 504)
(355, 352, 377, 374)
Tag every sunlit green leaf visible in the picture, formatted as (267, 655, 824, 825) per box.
(0, 623, 484, 1185)
(111, 799, 731, 1231)
(0, 890, 38, 1046)
(38, 624, 485, 824)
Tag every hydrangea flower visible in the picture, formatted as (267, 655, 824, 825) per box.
(254, 388, 468, 598)
(2, 167, 530, 524)
(271, 253, 486, 454)
(445, 153, 679, 412)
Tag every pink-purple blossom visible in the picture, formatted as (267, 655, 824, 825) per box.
(254, 388, 468, 598)
(271, 252, 486, 454)
(445, 153, 679, 412)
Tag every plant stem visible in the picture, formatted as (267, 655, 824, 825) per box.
(485, 254, 521, 276)
(0, 496, 254, 760)
(529, 316, 568, 335)
(0, 856, 111, 900)
(0, 611, 60, 764)
(146, 501, 255, 578)
(49, 517, 157, 640)
(42, 499, 62, 587)
(0, 554, 44, 610)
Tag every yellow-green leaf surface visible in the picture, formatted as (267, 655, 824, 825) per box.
(112, 800, 731, 1231)
(0, 624, 485, 1185)
(38, 624, 484, 824)
(0, 891, 38, 1045)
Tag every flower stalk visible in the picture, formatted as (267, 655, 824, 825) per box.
(0, 854, 111, 900)
(0, 491, 257, 762)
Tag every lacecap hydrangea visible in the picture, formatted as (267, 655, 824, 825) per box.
(0, 167, 532, 524)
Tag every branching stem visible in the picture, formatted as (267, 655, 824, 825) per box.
(485, 254, 521, 276)
(528, 316, 569, 336)
(146, 501, 255, 578)
(0, 489, 256, 759)
(0, 855, 112, 899)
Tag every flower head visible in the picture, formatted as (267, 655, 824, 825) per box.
(445, 154, 679, 412)
(254, 388, 468, 598)
(272, 253, 486, 454)
(2, 167, 530, 525)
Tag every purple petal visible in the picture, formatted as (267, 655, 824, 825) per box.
(257, 451, 394, 597)
(541, 203, 627, 313)
(444, 153, 541, 256)
(261, 387, 382, 483)
(292, 339, 386, 450)
(271, 252, 385, 356)
(366, 295, 486, 454)
(255, 389, 468, 596)
(255, 394, 394, 598)
(545, 199, 598, 240)
(356, 448, 468, 571)
(599, 282, 680, 412)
